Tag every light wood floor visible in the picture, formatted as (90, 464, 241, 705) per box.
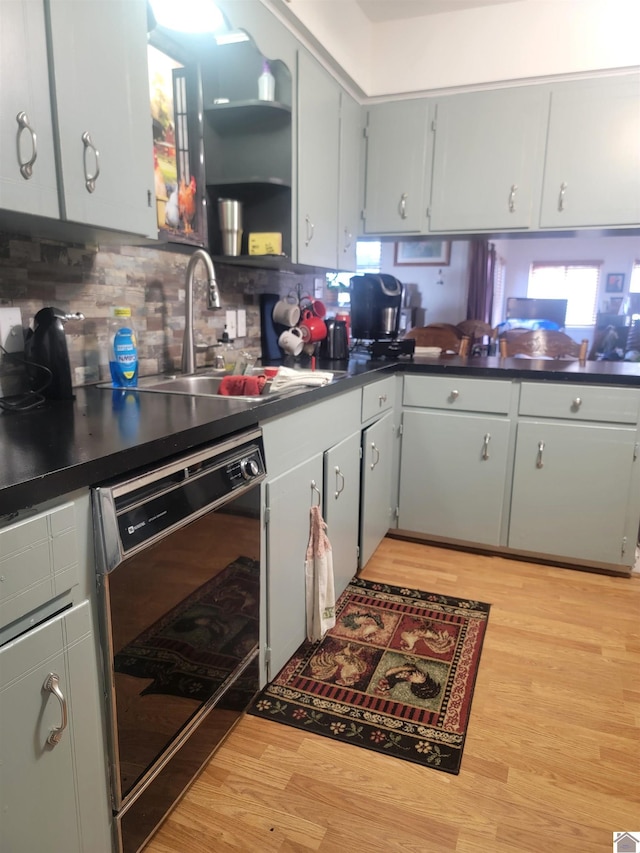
(145, 538, 640, 853)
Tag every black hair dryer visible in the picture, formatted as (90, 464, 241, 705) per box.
(25, 307, 84, 400)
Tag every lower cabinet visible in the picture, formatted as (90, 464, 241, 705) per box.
(360, 410, 396, 568)
(0, 601, 112, 853)
(398, 409, 510, 546)
(509, 420, 639, 567)
(323, 430, 361, 599)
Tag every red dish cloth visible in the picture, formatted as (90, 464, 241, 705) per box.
(218, 375, 267, 396)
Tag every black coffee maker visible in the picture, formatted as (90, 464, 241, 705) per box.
(25, 307, 84, 400)
(349, 274, 403, 340)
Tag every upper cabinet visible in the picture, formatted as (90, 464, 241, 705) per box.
(338, 88, 363, 271)
(428, 87, 548, 232)
(47, 0, 156, 237)
(540, 73, 640, 229)
(362, 99, 431, 234)
(296, 50, 341, 269)
(0, 1, 59, 219)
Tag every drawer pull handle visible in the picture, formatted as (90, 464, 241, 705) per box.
(399, 193, 408, 219)
(305, 214, 315, 246)
(82, 131, 100, 193)
(558, 181, 567, 212)
(536, 441, 545, 469)
(379, 393, 387, 406)
(508, 183, 517, 213)
(450, 389, 459, 401)
(43, 673, 68, 746)
(370, 442, 380, 470)
(572, 397, 582, 410)
(16, 111, 37, 179)
(310, 480, 321, 506)
(482, 433, 491, 460)
(334, 465, 345, 499)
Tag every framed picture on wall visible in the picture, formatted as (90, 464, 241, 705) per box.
(394, 240, 451, 266)
(605, 273, 625, 293)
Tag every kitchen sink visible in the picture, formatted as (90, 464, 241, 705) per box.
(99, 368, 348, 402)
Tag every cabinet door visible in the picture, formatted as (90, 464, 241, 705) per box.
(0, 602, 112, 853)
(0, 1, 59, 218)
(337, 88, 362, 271)
(509, 421, 638, 565)
(324, 431, 361, 599)
(360, 411, 395, 568)
(296, 50, 340, 268)
(47, 0, 156, 236)
(265, 454, 323, 679)
(429, 88, 547, 232)
(363, 99, 430, 234)
(398, 410, 510, 546)
(540, 74, 640, 228)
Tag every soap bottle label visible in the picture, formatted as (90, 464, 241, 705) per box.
(110, 327, 138, 386)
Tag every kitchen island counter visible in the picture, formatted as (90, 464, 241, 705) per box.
(2, 355, 640, 515)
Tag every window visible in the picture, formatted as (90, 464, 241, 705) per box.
(326, 241, 382, 306)
(628, 261, 640, 293)
(527, 262, 601, 326)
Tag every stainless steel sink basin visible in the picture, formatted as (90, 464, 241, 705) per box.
(100, 368, 348, 402)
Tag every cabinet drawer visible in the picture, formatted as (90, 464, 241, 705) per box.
(0, 502, 79, 630)
(403, 375, 512, 414)
(519, 382, 640, 424)
(362, 376, 395, 422)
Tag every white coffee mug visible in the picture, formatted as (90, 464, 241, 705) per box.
(272, 297, 300, 327)
(278, 327, 304, 356)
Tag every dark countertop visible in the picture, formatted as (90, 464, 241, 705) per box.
(2, 354, 640, 516)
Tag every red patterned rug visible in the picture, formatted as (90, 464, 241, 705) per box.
(248, 577, 490, 774)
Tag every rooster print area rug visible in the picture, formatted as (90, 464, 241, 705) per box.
(248, 577, 490, 774)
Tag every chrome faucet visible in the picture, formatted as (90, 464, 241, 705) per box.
(181, 249, 221, 375)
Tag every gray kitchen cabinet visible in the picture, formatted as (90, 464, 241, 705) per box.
(398, 375, 513, 546)
(264, 453, 324, 679)
(296, 49, 341, 268)
(323, 430, 361, 599)
(428, 87, 548, 232)
(360, 410, 396, 567)
(540, 73, 640, 229)
(362, 99, 431, 234)
(46, 0, 156, 237)
(0, 1, 59, 219)
(0, 600, 112, 853)
(509, 382, 640, 568)
(398, 410, 511, 546)
(337, 88, 362, 271)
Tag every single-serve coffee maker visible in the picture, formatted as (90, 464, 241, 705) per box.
(349, 274, 415, 358)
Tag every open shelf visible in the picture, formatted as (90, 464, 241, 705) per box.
(204, 100, 291, 134)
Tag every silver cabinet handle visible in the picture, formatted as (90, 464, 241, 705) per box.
(16, 111, 37, 180)
(399, 193, 407, 219)
(482, 433, 491, 461)
(370, 442, 380, 470)
(310, 479, 321, 506)
(334, 465, 345, 499)
(378, 393, 387, 407)
(81, 131, 100, 193)
(43, 673, 68, 746)
(305, 214, 314, 246)
(558, 181, 567, 212)
(508, 184, 517, 213)
(536, 441, 545, 469)
(449, 389, 459, 401)
(343, 228, 352, 252)
(572, 396, 582, 410)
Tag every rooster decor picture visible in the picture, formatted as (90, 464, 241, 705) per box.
(179, 176, 197, 234)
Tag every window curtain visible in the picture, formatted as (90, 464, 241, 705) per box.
(466, 240, 496, 324)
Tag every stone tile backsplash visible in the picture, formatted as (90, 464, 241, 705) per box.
(0, 233, 320, 386)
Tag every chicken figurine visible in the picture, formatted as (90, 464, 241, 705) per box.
(178, 176, 197, 234)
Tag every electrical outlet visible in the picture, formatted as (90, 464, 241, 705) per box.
(237, 309, 247, 338)
(0, 307, 23, 354)
(225, 309, 237, 340)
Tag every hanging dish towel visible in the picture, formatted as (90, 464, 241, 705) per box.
(305, 504, 336, 642)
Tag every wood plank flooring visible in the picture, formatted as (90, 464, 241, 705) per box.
(144, 539, 640, 852)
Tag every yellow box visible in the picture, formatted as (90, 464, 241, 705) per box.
(248, 232, 282, 256)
